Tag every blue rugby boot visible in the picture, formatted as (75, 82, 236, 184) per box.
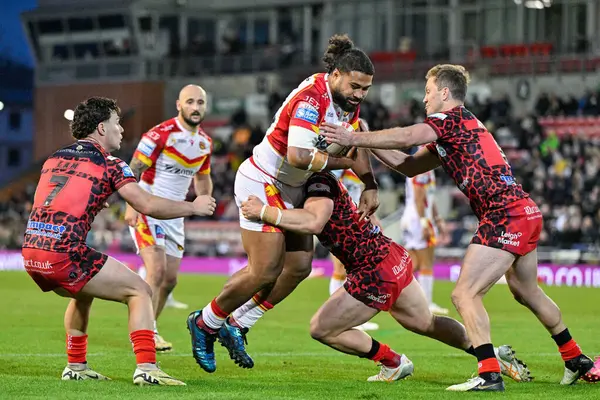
(217, 317, 254, 369)
(186, 310, 217, 373)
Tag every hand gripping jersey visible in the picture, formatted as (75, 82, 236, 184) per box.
(252, 73, 360, 187)
(23, 140, 136, 252)
(424, 106, 528, 219)
(133, 117, 212, 201)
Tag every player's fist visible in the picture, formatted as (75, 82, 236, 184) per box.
(124, 204, 139, 227)
(193, 195, 216, 216)
(241, 195, 265, 221)
(422, 224, 434, 242)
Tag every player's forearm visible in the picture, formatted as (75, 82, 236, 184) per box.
(260, 207, 325, 235)
(194, 176, 213, 196)
(351, 149, 378, 189)
(351, 127, 415, 149)
(144, 196, 195, 219)
(129, 157, 150, 181)
(322, 155, 354, 172)
(288, 147, 353, 172)
(369, 149, 417, 177)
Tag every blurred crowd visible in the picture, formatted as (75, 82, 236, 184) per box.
(1, 89, 599, 256)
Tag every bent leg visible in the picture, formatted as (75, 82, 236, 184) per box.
(310, 288, 378, 355)
(506, 249, 593, 384)
(390, 279, 470, 351)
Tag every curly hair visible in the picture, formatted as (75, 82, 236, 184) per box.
(71, 97, 121, 139)
(322, 34, 374, 76)
(426, 64, 471, 102)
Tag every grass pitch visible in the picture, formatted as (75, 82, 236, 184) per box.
(1, 271, 599, 399)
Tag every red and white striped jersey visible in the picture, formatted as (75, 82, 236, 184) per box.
(132, 117, 212, 201)
(252, 73, 360, 187)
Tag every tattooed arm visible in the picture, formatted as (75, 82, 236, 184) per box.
(123, 158, 151, 227)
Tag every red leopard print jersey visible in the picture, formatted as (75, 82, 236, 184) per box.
(424, 106, 528, 219)
(304, 172, 392, 272)
(23, 140, 136, 252)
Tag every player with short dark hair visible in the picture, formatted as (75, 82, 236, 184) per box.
(239, 170, 531, 384)
(320, 64, 595, 391)
(22, 97, 216, 385)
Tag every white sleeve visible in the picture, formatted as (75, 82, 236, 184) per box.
(288, 125, 319, 149)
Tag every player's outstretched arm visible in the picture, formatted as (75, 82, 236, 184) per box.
(118, 182, 216, 219)
(320, 122, 438, 149)
(370, 147, 441, 177)
(241, 195, 333, 235)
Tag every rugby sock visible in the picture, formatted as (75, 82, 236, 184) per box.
(417, 270, 433, 304)
(199, 299, 228, 331)
(130, 329, 156, 365)
(66, 334, 87, 364)
(552, 328, 582, 361)
(231, 294, 274, 329)
(464, 345, 476, 357)
(153, 320, 158, 335)
(365, 339, 402, 368)
(329, 274, 346, 296)
(475, 343, 501, 377)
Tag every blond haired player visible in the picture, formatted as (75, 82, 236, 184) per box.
(401, 155, 449, 315)
(125, 84, 213, 352)
(321, 63, 595, 392)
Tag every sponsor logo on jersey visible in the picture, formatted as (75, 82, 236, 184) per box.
(366, 293, 391, 304)
(159, 124, 175, 132)
(147, 130, 162, 140)
(118, 161, 134, 178)
(164, 164, 196, 176)
(138, 137, 157, 157)
(436, 144, 447, 157)
(294, 102, 319, 124)
(26, 220, 66, 239)
(524, 205, 540, 215)
(155, 225, 166, 239)
(23, 259, 52, 270)
(303, 95, 320, 110)
(500, 174, 516, 186)
(498, 231, 522, 247)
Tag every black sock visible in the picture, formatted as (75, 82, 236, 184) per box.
(474, 343, 496, 362)
(464, 346, 476, 357)
(362, 338, 380, 359)
(551, 328, 572, 347)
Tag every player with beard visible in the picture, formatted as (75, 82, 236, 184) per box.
(126, 84, 213, 352)
(187, 34, 380, 373)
